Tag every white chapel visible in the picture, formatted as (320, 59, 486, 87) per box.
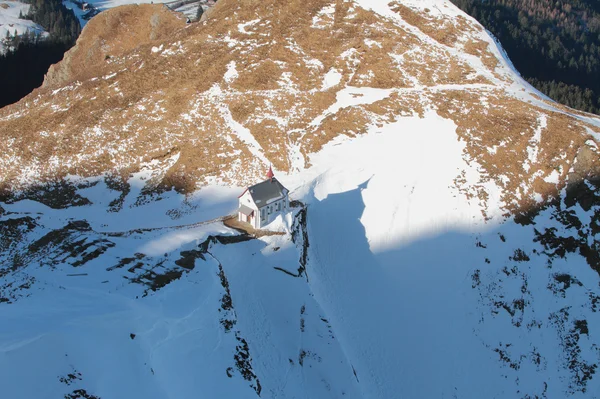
(238, 166, 289, 229)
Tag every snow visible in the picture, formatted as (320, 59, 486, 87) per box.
(311, 3, 335, 29)
(297, 124, 598, 397)
(223, 60, 238, 83)
(2, 172, 240, 234)
(237, 18, 260, 34)
(357, 114, 489, 250)
(0, 188, 362, 398)
(2, 0, 600, 397)
(321, 67, 342, 90)
(258, 211, 293, 233)
(587, 126, 600, 142)
(208, 84, 270, 166)
(2, 96, 599, 399)
(0, 233, 252, 398)
(543, 169, 561, 184)
(523, 114, 546, 173)
(0, 1, 47, 53)
(363, 38, 382, 48)
(0, 92, 517, 397)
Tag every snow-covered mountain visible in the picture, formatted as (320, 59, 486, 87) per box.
(1, 0, 600, 398)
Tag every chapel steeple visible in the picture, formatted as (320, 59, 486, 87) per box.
(267, 165, 274, 181)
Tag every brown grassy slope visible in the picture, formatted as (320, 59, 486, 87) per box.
(390, 2, 500, 76)
(44, 4, 188, 88)
(0, 0, 598, 216)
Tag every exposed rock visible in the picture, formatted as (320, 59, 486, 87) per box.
(43, 4, 187, 89)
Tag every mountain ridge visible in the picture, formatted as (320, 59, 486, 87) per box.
(0, 0, 598, 218)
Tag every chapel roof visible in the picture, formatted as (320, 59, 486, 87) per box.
(246, 177, 288, 206)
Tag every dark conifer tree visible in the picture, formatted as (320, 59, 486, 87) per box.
(450, 0, 600, 114)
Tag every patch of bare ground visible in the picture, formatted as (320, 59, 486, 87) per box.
(0, 179, 92, 208)
(64, 389, 100, 399)
(399, 45, 489, 87)
(365, 91, 426, 119)
(0, 217, 37, 266)
(27, 220, 116, 268)
(0, 0, 475, 191)
(391, 3, 470, 47)
(390, 2, 500, 78)
(223, 215, 285, 237)
(463, 40, 499, 72)
(228, 90, 338, 171)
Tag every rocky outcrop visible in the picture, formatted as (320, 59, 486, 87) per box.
(43, 4, 187, 88)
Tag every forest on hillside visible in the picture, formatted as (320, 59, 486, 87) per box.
(0, 0, 80, 108)
(450, 0, 600, 115)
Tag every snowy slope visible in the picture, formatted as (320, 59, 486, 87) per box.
(300, 121, 600, 398)
(0, 0, 46, 53)
(2, 118, 599, 398)
(63, 0, 206, 27)
(1, 0, 600, 398)
(1, 114, 598, 398)
(62, 0, 171, 28)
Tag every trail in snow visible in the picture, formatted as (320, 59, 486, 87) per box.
(208, 84, 272, 168)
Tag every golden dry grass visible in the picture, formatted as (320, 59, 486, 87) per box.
(390, 3, 479, 47)
(464, 40, 499, 71)
(430, 89, 597, 214)
(390, 2, 499, 77)
(44, 4, 187, 89)
(0, 0, 598, 219)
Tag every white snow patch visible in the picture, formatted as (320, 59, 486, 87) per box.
(364, 38, 382, 48)
(321, 68, 342, 90)
(544, 169, 561, 184)
(223, 61, 238, 83)
(238, 18, 260, 34)
(586, 126, 600, 142)
(311, 3, 336, 29)
(523, 114, 546, 172)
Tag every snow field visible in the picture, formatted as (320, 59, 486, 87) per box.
(1, 0, 599, 397)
